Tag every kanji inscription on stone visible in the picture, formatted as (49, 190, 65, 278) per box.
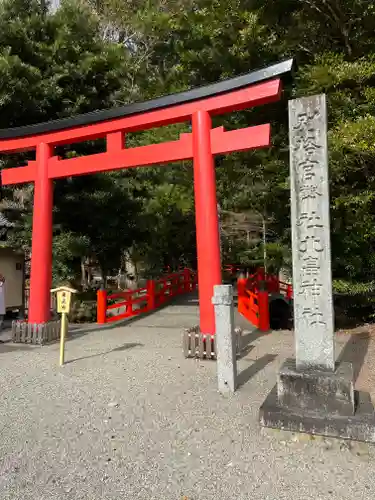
(289, 94, 335, 371)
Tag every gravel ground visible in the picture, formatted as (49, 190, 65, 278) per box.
(0, 296, 375, 500)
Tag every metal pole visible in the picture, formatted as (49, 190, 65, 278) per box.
(59, 312, 68, 366)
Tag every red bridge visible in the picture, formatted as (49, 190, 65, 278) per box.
(96, 266, 292, 333)
(236, 268, 293, 332)
(97, 269, 197, 324)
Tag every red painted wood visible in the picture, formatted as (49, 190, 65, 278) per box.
(0, 80, 281, 153)
(97, 289, 108, 324)
(0, 76, 283, 334)
(147, 280, 156, 311)
(192, 110, 221, 335)
(2, 162, 35, 185)
(238, 278, 260, 328)
(258, 290, 270, 332)
(1, 123, 270, 185)
(28, 143, 53, 323)
(99, 270, 197, 324)
(211, 124, 270, 154)
(238, 269, 293, 331)
(106, 131, 125, 151)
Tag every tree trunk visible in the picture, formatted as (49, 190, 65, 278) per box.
(124, 251, 139, 290)
(81, 257, 88, 289)
(87, 262, 92, 287)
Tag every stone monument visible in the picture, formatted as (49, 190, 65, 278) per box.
(259, 94, 375, 442)
(290, 94, 334, 372)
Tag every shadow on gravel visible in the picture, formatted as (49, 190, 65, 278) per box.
(174, 294, 199, 306)
(65, 342, 143, 364)
(337, 332, 370, 383)
(237, 343, 255, 359)
(237, 329, 270, 360)
(237, 354, 277, 389)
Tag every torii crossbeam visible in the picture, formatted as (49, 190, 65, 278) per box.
(0, 59, 293, 340)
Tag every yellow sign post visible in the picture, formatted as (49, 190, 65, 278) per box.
(51, 286, 77, 366)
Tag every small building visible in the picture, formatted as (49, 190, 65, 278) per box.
(0, 213, 25, 315)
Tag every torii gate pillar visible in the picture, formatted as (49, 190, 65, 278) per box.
(192, 110, 222, 335)
(29, 143, 53, 324)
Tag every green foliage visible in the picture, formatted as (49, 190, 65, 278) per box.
(53, 173, 144, 277)
(52, 232, 90, 286)
(118, 0, 375, 292)
(0, 0, 129, 127)
(0, 0, 374, 326)
(0, 0, 144, 284)
(333, 280, 375, 296)
(69, 298, 97, 323)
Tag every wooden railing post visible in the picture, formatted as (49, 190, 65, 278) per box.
(97, 288, 107, 324)
(125, 291, 133, 316)
(274, 276, 280, 293)
(258, 280, 270, 332)
(183, 268, 191, 292)
(147, 280, 156, 311)
(257, 267, 265, 282)
(171, 275, 177, 297)
(191, 271, 197, 291)
(237, 277, 247, 317)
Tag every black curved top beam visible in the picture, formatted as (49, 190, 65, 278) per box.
(0, 58, 294, 140)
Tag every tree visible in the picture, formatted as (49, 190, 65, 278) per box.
(116, 0, 375, 290)
(0, 0, 146, 285)
(53, 173, 144, 279)
(2, 0, 375, 306)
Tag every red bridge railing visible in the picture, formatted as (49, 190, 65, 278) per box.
(237, 269, 270, 331)
(237, 267, 293, 332)
(265, 273, 293, 299)
(96, 269, 197, 324)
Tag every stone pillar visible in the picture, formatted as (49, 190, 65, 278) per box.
(212, 284, 237, 393)
(289, 94, 335, 371)
(259, 94, 375, 443)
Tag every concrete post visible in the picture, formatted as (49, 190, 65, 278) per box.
(212, 284, 237, 393)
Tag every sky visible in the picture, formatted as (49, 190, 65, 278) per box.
(50, 0, 60, 12)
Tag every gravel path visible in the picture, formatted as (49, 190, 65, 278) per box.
(0, 296, 375, 499)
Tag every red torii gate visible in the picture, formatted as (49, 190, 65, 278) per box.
(0, 59, 293, 339)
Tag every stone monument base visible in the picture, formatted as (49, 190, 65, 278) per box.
(12, 319, 61, 345)
(259, 359, 375, 443)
